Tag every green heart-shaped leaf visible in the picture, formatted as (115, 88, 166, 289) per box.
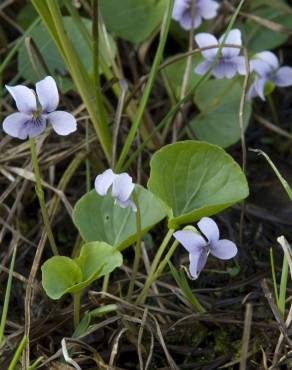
(41, 242, 122, 300)
(147, 141, 249, 228)
(72, 185, 168, 250)
(75, 242, 123, 286)
(191, 80, 252, 148)
(41, 256, 82, 300)
(100, 0, 167, 43)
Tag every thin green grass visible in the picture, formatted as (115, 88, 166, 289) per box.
(0, 244, 18, 345)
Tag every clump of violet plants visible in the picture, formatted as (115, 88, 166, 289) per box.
(1, 0, 292, 369)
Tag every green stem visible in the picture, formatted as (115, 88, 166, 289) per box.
(8, 335, 27, 370)
(102, 274, 110, 294)
(85, 121, 91, 193)
(137, 239, 179, 305)
(115, 0, 174, 171)
(73, 291, 81, 328)
(153, 239, 179, 284)
(136, 228, 174, 304)
(0, 244, 18, 345)
(29, 138, 58, 256)
(267, 94, 280, 126)
(269, 248, 279, 307)
(278, 255, 289, 317)
(127, 190, 142, 299)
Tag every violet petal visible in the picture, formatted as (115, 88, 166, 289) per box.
(36, 76, 59, 113)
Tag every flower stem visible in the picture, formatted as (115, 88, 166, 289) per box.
(115, 0, 174, 171)
(73, 291, 81, 328)
(127, 190, 142, 300)
(29, 138, 59, 256)
(152, 239, 179, 284)
(136, 228, 174, 304)
(267, 94, 280, 126)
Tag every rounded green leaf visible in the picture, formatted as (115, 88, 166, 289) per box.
(41, 243, 122, 299)
(191, 80, 251, 148)
(73, 185, 167, 250)
(75, 242, 123, 286)
(147, 141, 249, 228)
(100, 0, 167, 43)
(41, 256, 82, 300)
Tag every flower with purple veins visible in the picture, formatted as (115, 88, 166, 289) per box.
(172, 0, 219, 30)
(95, 169, 137, 212)
(248, 51, 292, 101)
(194, 29, 246, 79)
(2, 76, 77, 139)
(173, 217, 238, 279)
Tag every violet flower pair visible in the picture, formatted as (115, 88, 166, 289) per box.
(2, 76, 76, 139)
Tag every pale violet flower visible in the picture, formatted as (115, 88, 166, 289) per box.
(2, 76, 77, 139)
(173, 0, 219, 30)
(174, 217, 238, 280)
(248, 51, 292, 101)
(194, 29, 246, 79)
(94, 169, 137, 212)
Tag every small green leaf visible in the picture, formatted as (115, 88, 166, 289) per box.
(191, 79, 252, 148)
(73, 185, 167, 250)
(100, 0, 167, 43)
(41, 243, 122, 300)
(75, 242, 123, 286)
(73, 304, 118, 337)
(147, 141, 249, 228)
(41, 257, 82, 300)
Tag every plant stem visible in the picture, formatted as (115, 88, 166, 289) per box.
(29, 138, 58, 256)
(153, 239, 179, 284)
(127, 190, 142, 300)
(115, 0, 174, 171)
(85, 120, 91, 193)
(267, 94, 280, 126)
(0, 243, 18, 345)
(138, 239, 179, 305)
(73, 291, 81, 328)
(269, 248, 279, 307)
(102, 273, 110, 294)
(136, 228, 174, 304)
(278, 255, 289, 316)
